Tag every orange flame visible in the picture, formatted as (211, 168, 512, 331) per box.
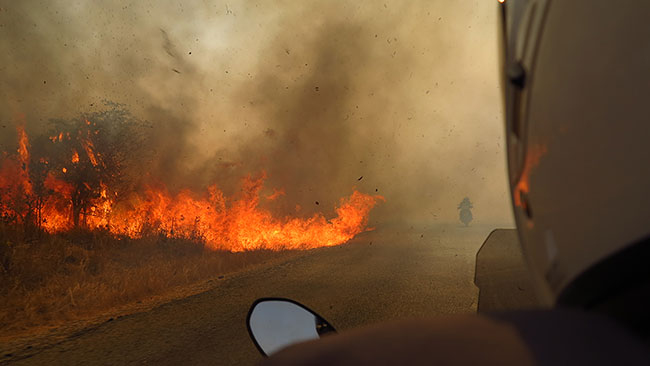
(42, 172, 75, 232)
(265, 188, 285, 201)
(71, 150, 80, 163)
(81, 139, 98, 167)
(1, 128, 384, 252)
(16, 126, 33, 195)
(102, 174, 383, 251)
(49, 132, 66, 143)
(17, 127, 29, 164)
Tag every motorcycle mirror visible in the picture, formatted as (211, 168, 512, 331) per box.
(246, 297, 336, 356)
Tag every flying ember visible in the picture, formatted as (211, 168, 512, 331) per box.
(0, 125, 384, 252)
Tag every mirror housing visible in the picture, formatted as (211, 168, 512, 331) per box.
(246, 298, 336, 356)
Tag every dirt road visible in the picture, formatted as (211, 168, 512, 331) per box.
(6, 223, 498, 365)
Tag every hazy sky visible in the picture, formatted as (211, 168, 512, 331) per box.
(0, 0, 514, 226)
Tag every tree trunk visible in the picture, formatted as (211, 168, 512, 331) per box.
(72, 195, 82, 228)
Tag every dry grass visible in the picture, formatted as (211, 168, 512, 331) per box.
(0, 226, 296, 335)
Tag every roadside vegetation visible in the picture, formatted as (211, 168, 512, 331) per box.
(0, 227, 296, 336)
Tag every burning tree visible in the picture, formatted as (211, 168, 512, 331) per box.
(42, 102, 146, 228)
(0, 102, 147, 232)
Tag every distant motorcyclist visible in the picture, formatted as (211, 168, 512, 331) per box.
(457, 197, 473, 226)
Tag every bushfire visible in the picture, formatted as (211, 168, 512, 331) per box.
(0, 124, 384, 252)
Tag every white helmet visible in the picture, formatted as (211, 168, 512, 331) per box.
(499, 0, 650, 315)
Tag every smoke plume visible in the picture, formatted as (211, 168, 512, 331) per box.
(0, 0, 513, 226)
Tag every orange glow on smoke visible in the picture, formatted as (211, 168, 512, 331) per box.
(265, 188, 285, 201)
(1, 127, 384, 251)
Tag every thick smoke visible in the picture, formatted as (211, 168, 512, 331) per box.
(0, 0, 513, 225)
